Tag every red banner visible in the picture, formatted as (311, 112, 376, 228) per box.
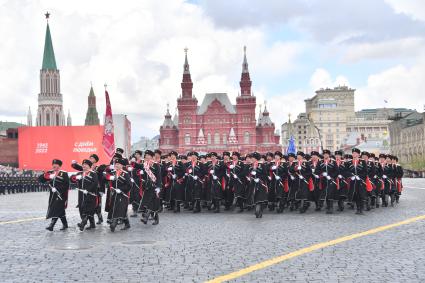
(18, 125, 109, 171)
(102, 90, 115, 158)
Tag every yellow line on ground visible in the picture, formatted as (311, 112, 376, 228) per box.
(0, 217, 45, 225)
(206, 214, 425, 283)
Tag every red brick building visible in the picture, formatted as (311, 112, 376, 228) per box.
(0, 128, 19, 166)
(159, 47, 281, 154)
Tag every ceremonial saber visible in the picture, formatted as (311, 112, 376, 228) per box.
(77, 188, 97, 197)
(48, 184, 63, 200)
(112, 188, 129, 198)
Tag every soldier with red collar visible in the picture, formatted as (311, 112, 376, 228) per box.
(104, 158, 131, 232)
(347, 148, 368, 215)
(361, 151, 376, 211)
(70, 159, 99, 231)
(264, 152, 277, 211)
(38, 159, 70, 231)
(205, 152, 225, 213)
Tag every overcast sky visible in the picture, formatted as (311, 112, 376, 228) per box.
(1, 0, 424, 141)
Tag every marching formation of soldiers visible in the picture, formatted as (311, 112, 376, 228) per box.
(0, 172, 49, 195)
(38, 147, 404, 232)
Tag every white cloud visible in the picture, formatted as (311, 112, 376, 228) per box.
(309, 68, 350, 91)
(0, 0, 302, 140)
(385, 0, 425, 21)
(356, 60, 425, 111)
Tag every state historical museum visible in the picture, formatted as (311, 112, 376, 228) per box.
(159, 47, 281, 154)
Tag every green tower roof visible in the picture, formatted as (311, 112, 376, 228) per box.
(42, 23, 57, 70)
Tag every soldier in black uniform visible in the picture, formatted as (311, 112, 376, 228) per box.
(347, 148, 368, 215)
(104, 158, 131, 232)
(185, 152, 205, 213)
(164, 151, 186, 213)
(246, 152, 268, 218)
(70, 159, 99, 231)
(205, 152, 225, 213)
(229, 152, 247, 212)
(289, 151, 313, 213)
(38, 159, 70, 231)
(310, 151, 323, 211)
(137, 150, 162, 225)
(128, 150, 143, 217)
(270, 151, 288, 213)
(319, 150, 339, 214)
(392, 156, 404, 203)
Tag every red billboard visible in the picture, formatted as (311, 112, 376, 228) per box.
(19, 126, 110, 171)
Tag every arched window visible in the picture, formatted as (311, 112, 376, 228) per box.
(214, 132, 220, 144)
(184, 133, 190, 145)
(244, 131, 250, 144)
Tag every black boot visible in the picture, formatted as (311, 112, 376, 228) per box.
(390, 194, 395, 207)
(326, 200, 334, 214)
(366, 198, 371, 211)
(337, 200, 344, 212)
(193, 200, 201, 213)
(78, 217, 88, 231)
(355, 201, 364, 215)
(110, 219, 117, 232)
(238, 199, 244, 212)
(174, 201, 181, 213)
(214, 200, 220, 213)
(46, 218, 57, 231)
(96, 212, 103, 224)
(152, 212, 159, 225)
(59, 217, 68, 231)
(86, 217, 96, 230)
(121, 218, 131, 230)
(141, 211, 149, 224)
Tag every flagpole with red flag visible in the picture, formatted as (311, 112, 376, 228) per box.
(102, 84, 115, 158)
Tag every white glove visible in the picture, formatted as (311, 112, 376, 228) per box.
(313, 174, 319, 179)
(271, 165, 277, 170)
(268, 176, 272, 180)
(168, 167, 173, 171)
(209, 170, 214, 174)
(51, 187, 57, 193)
(83, 190, 88, 195)
(155, 188, 161, 194)
(338, 175, 343, 179)
(49, 173, 56, 179)
(193, 176, 198, 180)
(185, 173, 188, 176)
(299, 175, 304, 180)
(322, 172, 328, 177)
(115, 189, 121, 194)
(326, 176, 331, 180)
(76, 175, 82, 180)
(71, 160, 77, 164)
(130, 157, 136, 162)
(382, 175, 387, 179)
(275, 176, 281, 180)
(251, 171, 256, 176)
(229, 165, 234, 169)
(232, 173, 238, 179)
(213, 175, 218, 180)
(188, 169, 192, 173)
(130, 178, 135, 183)
(172, 174, 177, 179)
(139, 170, 144, 175)
(374, 175, 378, 179)
(355, 176, 360, 180)
(297, 166, 301, 170)
(127, 166, 134, 172)
(109, 176, 116, 181)
(109, 164, 114, 170)
(99, 192, 104, 197)
(351, 176, 356, 180)
(290, 176, 295, 180)
(254, 178, 259, 183)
